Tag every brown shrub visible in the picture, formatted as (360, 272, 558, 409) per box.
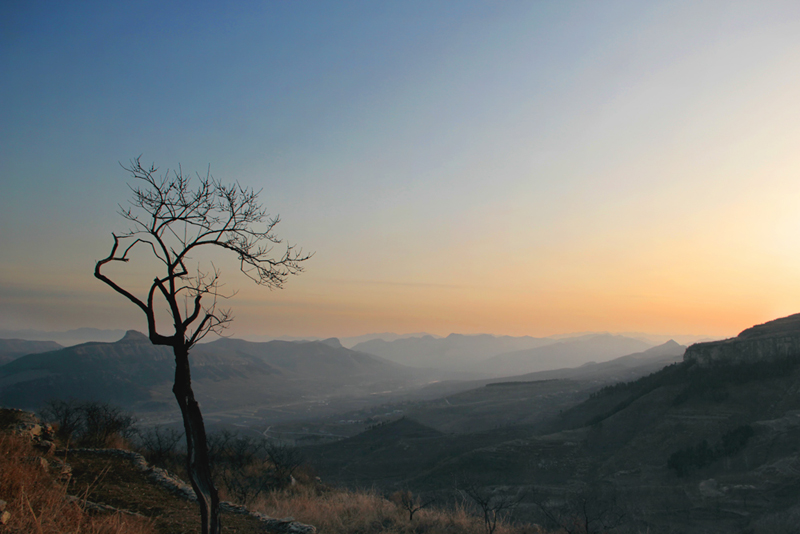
(0, 433, 154, 534)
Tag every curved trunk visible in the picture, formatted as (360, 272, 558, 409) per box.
(173, 345, 220, 534)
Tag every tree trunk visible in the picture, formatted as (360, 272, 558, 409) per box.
(173, 345, 220, 534)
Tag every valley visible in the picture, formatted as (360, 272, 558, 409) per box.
(3, 315, 800, 532)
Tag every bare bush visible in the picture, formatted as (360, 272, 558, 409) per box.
(265, 441, 304, 489)
(80, 402, 136, 448)
(136, 426, 184, 468)
(204, 431, 304, 504)
(40, 400, 136, 448)
(40, 399, 83, 443)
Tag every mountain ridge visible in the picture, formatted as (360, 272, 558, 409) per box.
(0, 331, 419, 412)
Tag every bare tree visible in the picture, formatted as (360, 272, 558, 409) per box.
(533, 483, 626, 534)
(264, 440, 304, 488)
(459, 478, 523, 534)
(94, 157, 310, 534)
(136, 425, 184, 467)
(40, 399, 83, 442)
(390, 489, 436, 521)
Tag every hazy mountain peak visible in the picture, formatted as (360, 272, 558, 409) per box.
(320, 337, 343, 348)
(645, 339, 683, 351)
(118, 330, 149, 343)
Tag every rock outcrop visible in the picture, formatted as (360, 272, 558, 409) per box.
(684, 313, 800, 367)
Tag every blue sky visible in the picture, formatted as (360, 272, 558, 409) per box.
(3, 1, 800, 338)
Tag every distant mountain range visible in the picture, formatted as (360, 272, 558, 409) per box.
(352, 333, 553, 370)
(353, 332, 654, 377)
(0, 331, 420, 413)
(240, 332, 442, 349)
(0, 328, 126, 347)
(0, 328, 680, 415)
(0, 326, 714, 351)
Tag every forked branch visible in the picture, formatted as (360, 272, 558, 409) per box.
(95, 157, 311, 348)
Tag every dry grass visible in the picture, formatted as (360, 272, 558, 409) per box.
(252, 484, 546, 534)
(0, 433, 155, 534)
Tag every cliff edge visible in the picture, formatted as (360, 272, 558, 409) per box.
(685, 313, 800, 366)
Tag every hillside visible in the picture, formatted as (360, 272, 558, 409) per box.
(304, 314, 800, 533)
(504, 339, 685, 384)
(477, 334, 653, 377)
(0, 338, 62, 364)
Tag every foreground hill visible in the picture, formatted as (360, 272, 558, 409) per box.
(0, 331, 420, 414)
(305, 314, 800, 533)
(1, 408, 546, 534)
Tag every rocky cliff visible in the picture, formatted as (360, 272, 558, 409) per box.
(684, 313, 800, 366)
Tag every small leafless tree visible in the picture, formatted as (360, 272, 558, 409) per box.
(208, 431, 267, 504)
(40, 399, 83, 442)
(533, 483, 626, 534)
(205, 431, 305, 503)
(137, 425, 185, 467)
(390, 489, 436, 521)
(95, 158, 310, 534)
(459, 478, 523, 534)
(264, 440, 304, 488)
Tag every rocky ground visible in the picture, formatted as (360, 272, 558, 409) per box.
(0, 408, 315, 534)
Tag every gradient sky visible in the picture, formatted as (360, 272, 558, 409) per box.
(3, 1, 800, 340)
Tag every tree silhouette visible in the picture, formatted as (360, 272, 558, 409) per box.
(390, 489, 435, 521)
(458, 477, 523, 534)
(533, 482, 626, 534)
(95, 157, 310, 534)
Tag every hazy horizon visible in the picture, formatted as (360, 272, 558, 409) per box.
(0, 324, 717, 351)
(3, 1, 800, 340)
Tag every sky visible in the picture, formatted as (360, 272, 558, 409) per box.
(2, 1, 800, 340)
